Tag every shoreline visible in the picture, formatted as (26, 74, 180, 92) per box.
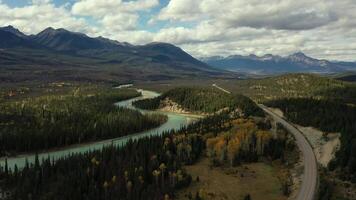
(0, 123, 169, 163)
(156, 109, 204, 119)
(0, 88, 197, 169)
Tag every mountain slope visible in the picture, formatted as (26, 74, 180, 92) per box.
(29, 28, 215, 72)
(0, 25, 27, 38)
(0, 29, 34, 48)
(30, 27, 121, 51)
(215, 73, 356, 103)
(137, 42, 218, 73)
(0, 26, 233, 84)
(202, 53, 356, 74)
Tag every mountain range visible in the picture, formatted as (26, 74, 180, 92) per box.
(0, 25, 229, 84)
(201, 53, 356, 75)
(1, 25, 356, 84)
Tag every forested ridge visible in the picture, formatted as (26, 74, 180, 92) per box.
(219, 73, 356, 103)
(0, 88, 167, 156)
(266, 98, 356, 181)
(133, 87, 264, 117)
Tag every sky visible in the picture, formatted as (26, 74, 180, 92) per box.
(0, 0, 355, 61)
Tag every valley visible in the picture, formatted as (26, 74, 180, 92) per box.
(1, 70, 356, 200)
(0, 21, 356, 200)
(132, 75, 356, 200)
(0, 85, 299, 200)
(0, 88, 196, 170)
(0, 87, 168, 156)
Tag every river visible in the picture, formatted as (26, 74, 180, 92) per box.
(0, 89, 196, 170)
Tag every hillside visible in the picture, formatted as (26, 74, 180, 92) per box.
(202, 53, 356, 75)
(217, 73, 356, 102)
(0, 26, 232, 84)
(133, 87, 264, 116)
(31, 27, 120, 51)
(0, 29, 35, 48)
(266, 98, 356, 182)
(335, 73, 356, 82)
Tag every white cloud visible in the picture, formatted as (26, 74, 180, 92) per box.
(101, 13, 139, 31)
(72, 0, 158, 16)
(157, 0, 337, 30)
(71, 0, 159, 35)
(0, 0, 356, 61)
(31, 0, 52, 5)
(157, 0, 202, 21)
(150, 0, 356, 61)
(0, 3, 89, 34)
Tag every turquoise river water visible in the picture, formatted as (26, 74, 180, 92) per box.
(0, 89, 196, 170)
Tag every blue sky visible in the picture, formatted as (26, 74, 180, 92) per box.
(1, 0, 75, 7)
(1, 0, 172, 32)
(0, 0, 355, 61)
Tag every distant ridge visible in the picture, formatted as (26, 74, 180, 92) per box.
(201, 52, 356, 74)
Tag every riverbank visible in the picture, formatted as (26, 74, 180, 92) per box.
(130, 89, 205, 119)
(0, 89, 196, 170)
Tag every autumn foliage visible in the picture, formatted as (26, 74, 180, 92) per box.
(206, 119, 286, 166)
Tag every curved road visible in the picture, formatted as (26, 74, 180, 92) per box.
(259, 105, 317, 200)
(212, 84, 318, 200)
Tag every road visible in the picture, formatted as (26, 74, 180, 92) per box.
(259, 105, 318, 200)
(213, 84, 318, 200)
(212, 84, 231, 94)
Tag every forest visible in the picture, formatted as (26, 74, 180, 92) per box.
(0, 111, 230, 200)
(216, 73, 356, 103)
(204, 119, 296, 197)
(266, 98, 356, 181)
(0, 88, 167, 156)
(0, 90, 291, 200)
(206, 118, 294, 167)
(133, 87, 264, 117)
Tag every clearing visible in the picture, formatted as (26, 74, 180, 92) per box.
(176, 158, 287, 200)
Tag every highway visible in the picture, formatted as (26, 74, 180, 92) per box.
(259, 105, 317, 200)
(213, 84, 318, 200)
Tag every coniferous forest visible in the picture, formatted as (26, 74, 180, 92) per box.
(0, 88, 167, 156)
(133, 87, 264, 117)
(0, 112, 228, 200)
(266, 98, 356, 181)
(0, 87, 291, 200)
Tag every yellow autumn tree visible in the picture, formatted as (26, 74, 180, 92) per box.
(206, 137, 219, 158)
(227, 137, 241, 166)
(256, 130, 272, 155)
(214, 138, 227, 163)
